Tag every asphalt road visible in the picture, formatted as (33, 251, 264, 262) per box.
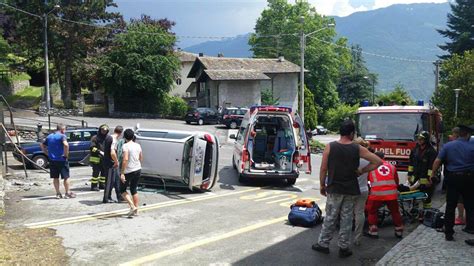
(3, 118, 416, 265)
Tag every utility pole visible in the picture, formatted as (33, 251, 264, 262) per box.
(44, 0, 51, 112)
(299, 16, 305, 121)
(434, 60, 441, 95)
(454, 89, 461, 119)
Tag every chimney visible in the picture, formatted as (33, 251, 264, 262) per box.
(278, 55, 285, 62)
(217, 52, 224, 58)
(199, 52, 204, 57)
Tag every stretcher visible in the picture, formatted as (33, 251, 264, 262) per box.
(377, 190, 428, 225)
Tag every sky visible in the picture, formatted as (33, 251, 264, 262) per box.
(114, 0, 449, 47)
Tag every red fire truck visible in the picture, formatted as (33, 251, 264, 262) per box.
(356, 104, 442, 171)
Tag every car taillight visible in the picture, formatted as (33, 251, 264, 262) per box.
(223, 115, 229, 119)
(200, 180, 210, 190)
(293, 151, 300, 164)
(194, 112, 200, 117)
(204, 134, 214, 144)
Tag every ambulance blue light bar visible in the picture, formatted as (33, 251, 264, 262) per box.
(417, 100, 424, 106)
(250, 106, 292, 113)
(361, 100, 370, 107)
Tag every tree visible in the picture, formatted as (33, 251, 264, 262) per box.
(325, 104, 359, 131)
(337, 45, 376, 105)
(261, 88, 280, 105)
(432, 50, 474, 130)
(249, 0, 350, 122)
(438, 0, 474, 57)
(303, 86, 318, 130)
(99, 18, 180, 114)
(376, 84, 415, 106)
(6, 1, 121, 107)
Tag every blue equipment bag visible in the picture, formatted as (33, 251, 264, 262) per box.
(288, 201, 323, 227)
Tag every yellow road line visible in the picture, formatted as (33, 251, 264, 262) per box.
(25, 187, 262, 229)
(266, 195, 298, 204)
(254, 193, 291, 202)
(120, 216, 287, 266)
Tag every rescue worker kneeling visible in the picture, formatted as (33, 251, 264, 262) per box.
(366, 152, 403, 239)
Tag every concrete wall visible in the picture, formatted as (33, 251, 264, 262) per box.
(170, 61, 195, 97)
(217, 80, 261, 108)
(269, 73, 298, 110)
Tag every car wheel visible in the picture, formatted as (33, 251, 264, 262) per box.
(33, 155, 48, 169)
(232, 156, 237, 170)
(198, 119, 204, 125)
(238, 174, 248, 184)
(286, 178, 297, 186)
(186, 121, 191, 124)
(230, 121, 238, 129)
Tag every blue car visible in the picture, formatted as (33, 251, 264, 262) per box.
(13, 128, 98, 169)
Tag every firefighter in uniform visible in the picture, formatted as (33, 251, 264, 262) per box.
(366, 151, 403, 238)
(408, 131, 438, 219)
(89, 125, 109, 191)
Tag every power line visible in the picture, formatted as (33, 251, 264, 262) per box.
(0, 2, 42, 18)
(2, 2, 437, 64)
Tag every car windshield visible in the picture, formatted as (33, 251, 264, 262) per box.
(357, 113, 428, 141)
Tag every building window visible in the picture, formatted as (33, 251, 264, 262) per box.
(176, 78, 182, 85)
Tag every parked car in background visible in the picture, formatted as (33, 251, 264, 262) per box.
(13, 128, 98, 169)
(311, 125, 328, 135)
(220, 107, 249, 129)
(230, 106, 311, 186)
(134, 125, 219, 191)
(185, 107, 219, 125)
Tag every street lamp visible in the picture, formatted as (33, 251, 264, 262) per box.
(299, 17, 335, 122)
(364, 76, 375, 105)
(43, 1, 60, 112)
(454, 89, 461, 118)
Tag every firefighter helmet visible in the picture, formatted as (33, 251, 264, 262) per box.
(417, 131, 429, 140)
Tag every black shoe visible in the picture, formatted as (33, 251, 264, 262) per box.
(102, 199, 116, 204)
(91, 187, 100, 191)
(311, 244, 329, 254)
(465, 239, 474, 246)
(445, 235, 454, 241)
(462, 228, 474, 234)
(339, 248, 353, 258)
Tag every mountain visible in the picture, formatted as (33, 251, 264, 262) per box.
(185, 34, 253, 58)
(183, 3, 450, 101)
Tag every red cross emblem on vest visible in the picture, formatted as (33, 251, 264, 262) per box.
(377, 165, 390, 176)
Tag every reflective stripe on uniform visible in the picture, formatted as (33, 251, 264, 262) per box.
(370, 189, 398, 196)
(99, 176, 106, 183)
(408, 166, 414, 172)
(92, 147, 98, 152)
(419, 178, 430, 185)
(371, 180, 397, 187)
(90, 156, 100, 164)
(423, 202, 432, 209)
(371, 171, 378, 182)
(427, 169, 433, 176)
(90, 177, 99, 184)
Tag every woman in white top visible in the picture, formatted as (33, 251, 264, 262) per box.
(120, 129, 143, 217)
(353, 137, 371, 246)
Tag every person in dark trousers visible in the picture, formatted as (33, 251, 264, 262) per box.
(407, 131, 438, 220)
(89, 128, 107, 191)
(111, 126, 124, 202)
(312, 120, 382, 258)
(99, 124, 121, 204)
(40, 124, 76, 199)
(120, 129, 143, 217)
(431, 124, 474, 243)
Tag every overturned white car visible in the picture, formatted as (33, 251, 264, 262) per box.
(134, 126, 219, 191)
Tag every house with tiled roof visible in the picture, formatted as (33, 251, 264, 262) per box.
(171, 50, 199, 97)
(187, 55, 301, 110)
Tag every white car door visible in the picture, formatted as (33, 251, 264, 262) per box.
(294, 115, 312, 174)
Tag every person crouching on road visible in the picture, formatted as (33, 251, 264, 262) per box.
(352, 137, 371, 246)
(312, 120, 382, 258)
(120, 129, 143, 217)
(366, 151, 403, 239)
(40, 123, 76, 199)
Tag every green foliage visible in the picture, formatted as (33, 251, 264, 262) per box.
(100, 21, 180, 114)
(337, 45, 376, 105)
(261, 88, 280, 105)
(432, 50, 474, 131)
(376, 84, 415, 106)
(169, 96, 189, 117)
(249, 0, 349, 123)
(325, 104, 359, 131)
(438, 0, 474, 57)
(309, 139, 326, 151)
(11, 72, 31, 82)
(6, 86, 42, 108)
(304, 86, 318, 130)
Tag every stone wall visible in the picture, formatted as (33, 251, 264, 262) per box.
(0, 79, 30, 96)
(38, 94, 84, 117)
